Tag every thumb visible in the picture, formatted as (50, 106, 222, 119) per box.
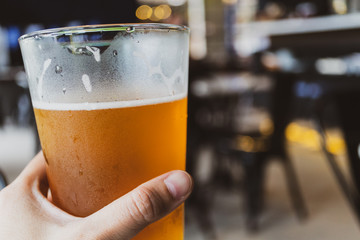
(82, 170, 193, 240)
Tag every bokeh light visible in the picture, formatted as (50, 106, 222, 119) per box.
(236, 135, 255, 152)
(332, 0, 347, 15)
(326, 134, 346, 155)
(136, 5, 152, 20)
(285, 122, 320, 150)
(154, 5, 172, 20)
(285, 122, 346, 155)
(259, 117, 274, 136)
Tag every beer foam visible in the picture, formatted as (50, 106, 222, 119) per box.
(20, 28, 189, 106)
(32, 92, 187, 111)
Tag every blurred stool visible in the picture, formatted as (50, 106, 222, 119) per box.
(229, 74, 308, 231)
(314, 87, 360, 223)
(227, 131, 308, 231)
(187, 74, 308, 235)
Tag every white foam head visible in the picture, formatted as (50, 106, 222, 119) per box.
(33, 92, 187, 111)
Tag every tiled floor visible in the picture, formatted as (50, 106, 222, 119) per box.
(1, 125, 359, 239)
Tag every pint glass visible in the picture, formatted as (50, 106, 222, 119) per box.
(19, 24, 189, 240)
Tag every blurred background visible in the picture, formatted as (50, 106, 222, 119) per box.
(1, 0, 360, 239)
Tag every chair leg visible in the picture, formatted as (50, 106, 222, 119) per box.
(314, 119, 360, 223)
(281, 155, 308, 221)
(242, 153, 266, 232)
(191, 185, 217, 240)
(186, 141, 218, 239)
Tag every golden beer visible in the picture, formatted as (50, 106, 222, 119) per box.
(34, 96, 187, 240)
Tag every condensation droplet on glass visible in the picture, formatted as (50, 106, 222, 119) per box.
(113, 50, 118, 56)
(62, 88, 66, 94)
(55, 65, 63, 74)
(76, 48, 84, 54)
(34, 35, 41, 40)
(79, 170, 83, 176)
(126, 26, 135, 33)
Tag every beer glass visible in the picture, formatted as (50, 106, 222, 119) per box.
(19, 24, 189, 240)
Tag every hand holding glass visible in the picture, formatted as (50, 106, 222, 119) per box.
(19, 24, 189, 240)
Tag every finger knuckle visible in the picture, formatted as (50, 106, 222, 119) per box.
(128, 187, 164, 225)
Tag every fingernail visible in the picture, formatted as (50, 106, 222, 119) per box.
(164, 171, 192, 200)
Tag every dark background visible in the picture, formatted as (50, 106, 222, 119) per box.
(0, 0, 137, 66)
(0, 0, 137, 25)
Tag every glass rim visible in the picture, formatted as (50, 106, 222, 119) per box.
(19, 23, 189, 41)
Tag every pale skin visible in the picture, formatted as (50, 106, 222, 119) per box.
(0, 152, 193, 240)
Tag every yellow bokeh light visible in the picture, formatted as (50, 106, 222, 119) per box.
(259, 118, 274, 136)
(332, 0, 347, 15)
(136, 5, 152, 20)
(326, 134, 346, 155)
(285, 122, 303, 142)
(286, 122, 345, 154)
(154, 5, 172, 20)
(236, 135, 255, 152)
(285, 122, 320, 150)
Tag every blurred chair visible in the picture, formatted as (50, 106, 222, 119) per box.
(226, 74, 308, 231)
(286, 75, 360, 224)
(187, 72, 307, 235)
(274, 74, 360, 224)
(264, 21, 360, 225)
(314, 82, 360, 223)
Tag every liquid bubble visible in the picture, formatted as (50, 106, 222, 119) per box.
(55, 65, 63, 74)
(126, 26, 135, 33)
